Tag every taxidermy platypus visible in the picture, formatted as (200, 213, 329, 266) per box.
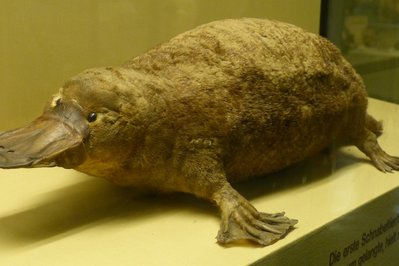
(1, 18, 399, 246)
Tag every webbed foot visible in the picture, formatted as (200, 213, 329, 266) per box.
(356, 128, 399, 172)
(213, 184, 297, 246)
(178, 142, 297, 246)
(369, 147, 399, 172)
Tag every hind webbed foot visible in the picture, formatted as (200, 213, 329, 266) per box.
(356, 129, 399, 173)
(371, 149, 399, 173)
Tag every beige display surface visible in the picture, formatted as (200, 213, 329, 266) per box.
(0, 98, 398, 265)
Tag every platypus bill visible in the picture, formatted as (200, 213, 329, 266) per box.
(1, 18, 399, 246)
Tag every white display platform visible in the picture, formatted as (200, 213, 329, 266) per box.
(1, 98, 399, 266)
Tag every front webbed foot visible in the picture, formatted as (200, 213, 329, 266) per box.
(214, 184, 298, 246)
(178, 140, 297, 246)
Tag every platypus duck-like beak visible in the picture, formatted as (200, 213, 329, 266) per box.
(0, 101, 89, 169)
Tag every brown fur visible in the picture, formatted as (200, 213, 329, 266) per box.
(73, 18, 370, 188)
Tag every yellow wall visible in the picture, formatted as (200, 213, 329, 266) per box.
(0, 0, 321, 129)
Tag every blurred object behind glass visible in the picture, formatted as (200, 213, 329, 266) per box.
(322, 0, 399, 103)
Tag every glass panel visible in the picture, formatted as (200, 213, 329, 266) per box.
(323, 0, 399, 103)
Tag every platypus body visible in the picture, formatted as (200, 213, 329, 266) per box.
(1, 18, 398, 246)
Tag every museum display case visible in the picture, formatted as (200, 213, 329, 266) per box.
(1, 1, 398, 265)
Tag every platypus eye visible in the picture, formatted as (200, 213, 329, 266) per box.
(87, 112, 97, 123)
(55, 98, 62, 106)
(51, 97, 62, 108)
